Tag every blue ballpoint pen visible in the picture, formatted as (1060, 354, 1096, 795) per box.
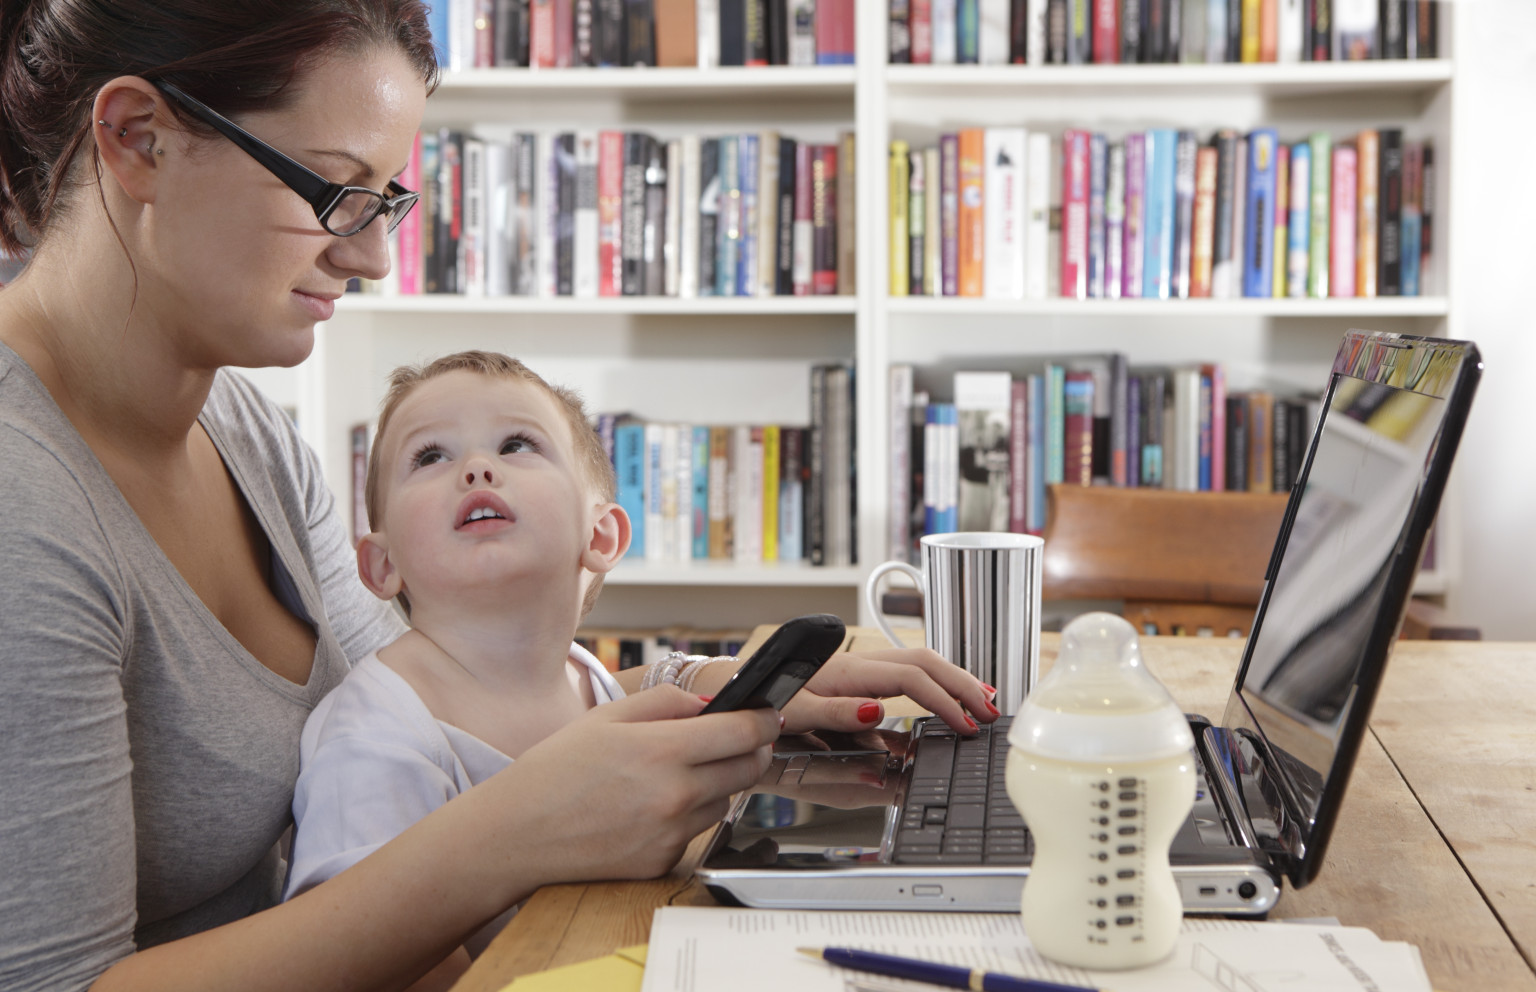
(798, 946, 1106, 992)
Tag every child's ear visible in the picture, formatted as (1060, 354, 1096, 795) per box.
(356, 532, 405, 601)
(579, 502, 631, 575)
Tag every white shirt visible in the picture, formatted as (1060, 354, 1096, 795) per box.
(284, 643, 623, 954)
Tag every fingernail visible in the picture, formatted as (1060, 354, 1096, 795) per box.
(964, 716, 978, 732)
(857, 701, 882, 723)
(698, 695, 714, 703)
(779, 713, 786, 730)
(982, 683, 998, 697)
(984, 699, 1000, 717)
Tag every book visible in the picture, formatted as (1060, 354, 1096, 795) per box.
(985, 127, 1028, 300)
(1104, 141, 1126, 299)
(1271, 142, 1288, 298)
(1400, 140, 1422, 297)
(1043, 362, 1066, 485)
(553, 132, 576, 295)
(1209, 129, 1239, 298)
(735, 133, 758, 297)
(1024, 132, 1052, 299)
(811, 143, 839, 295)
(913, 0, 934, 62)
(622, 132, 649, 296)
(788, 0, 816, 63)
(1059, 129, 1089, 299)
(595, 130, 626, 297)
(954, 371, 1013, 531)
(923, 402, 959, 535)
(614, 421, 647, 558)
(791, 140, 812, 295)
(1201, 362, 1226, 491)
(908, 149, 927, 295)
(691, 425, 710, 558)
(655, 0, 697, 64)
(980, 0, 1011, 62)
(957, 128, 987, 296)
(1087, 132, 1108, 297)
(932, 0, 958, 62)
(1419, 142, 1433, 294)
(698, 137, 721, 295)
(924, 146, 942, 295)
(1334, 0, 1375, 58)
(938, 133, 960, 295)
(483, 139, 511, 297)
(1009, 379, 1027, 533)
(815, 0, 854, 63)
(1122, 132, 1146, 298)
(1377, 127, 1403, 296)
(733, 424, 763, 562)
(679, 134, 702, 297)
(1329, 141, 1357, 296)
(889, 140, 911, 298)
(1142, 128, 1177, 300)
(1093, 0, 1120, 61)
(1246, 390, 1274, 492)
(573, 131, 599, 297)
(837, 130, 857, 296)
(1171, 367, 1202, 491)
(1190, 144, 1217, 298)
(1171, 130, 1198, 299)
(775, 135, 797, 296)
(1354, 128, 1379, 297)
(957, 0, 980, 62)
(1139, 369, 1166, 487)
(1242, 128, 1278, 298)
(1062, 371, 1095, 486)
(719, 0, 746, 64)
(779, 425, 806, 561)
(1306, 131, 1332, 297)
(708, 424, 732, 559)
(1228, 135, 1248, 296)
(823, 364, 854, 564)
(1286, 139, 1311, 298)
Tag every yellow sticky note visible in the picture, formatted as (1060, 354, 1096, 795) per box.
(500, 944, 647, 991)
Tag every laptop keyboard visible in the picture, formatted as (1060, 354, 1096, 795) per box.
(893, 717, 1033, 864)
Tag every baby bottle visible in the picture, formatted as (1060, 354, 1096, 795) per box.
(1005, 612, 1195, 970)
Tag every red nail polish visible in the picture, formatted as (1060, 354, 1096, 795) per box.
(982, 683, 998, 696)
(698, 694, 714, 703)
(984, 700, 1000, 717)
(964, 715, 978, 732)
(857, 701, 882, 723)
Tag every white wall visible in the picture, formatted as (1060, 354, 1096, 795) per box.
(1443, 0, 1536, 639)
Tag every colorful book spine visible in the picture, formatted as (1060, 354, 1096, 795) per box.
(1377, 127, 1403, 296)
(1354, 128, 1379, 297)
(1190, 144, 1217, 298)
(791, 140, 813, 295)
(1286, 139, 1311, 298)
(1419, 142, 1434, 294)
(1142, 128, 1176, 300)
(1104, 141, 1126, 299)
(1243, 128, 1278, 298)
(1400, 141, 1422, 297)
(736, 133, 759, 297)
(1272, 142, 1289, 299)
(1201, 363, 1226, 492)
(1122, 132, 1146, 298)
(956, 0, 979, 62)
(1330, 142, 1357, 297)
(1307, 131, 1332, 297)
(957, 128, 986, 296)
(1086, 132, 1108, 298)
(691, 425, 710, 559)
(1044, 362, 1065, 485)
(760, 424, 780, 561)
(614, 422, 647, 558)
(1026, 373, 1046, 532)
(1209, 129, 1238, 298)
(1062, 371, 1095, 486)
(1024, 131, 1052, 299)
(1009, 379, 1027, 534)
(1171, 130, 1198, 299)
(1060, 129, 1090, 298)
(397, 132, 424, 294)
(1093, 0, 1119, 61)
(890, 140, 911, 298)
(940, 133, 961, 296)
(811, 143, 839, 295)
(908, 148, 927, 295)
(985, 127, 1028, 299)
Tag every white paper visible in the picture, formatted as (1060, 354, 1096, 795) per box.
(641, 908, 1431, 992)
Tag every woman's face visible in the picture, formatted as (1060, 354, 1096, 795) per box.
(145, 46, 427, 371)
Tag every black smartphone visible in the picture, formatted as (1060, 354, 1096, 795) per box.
(697, 614, 847, 714)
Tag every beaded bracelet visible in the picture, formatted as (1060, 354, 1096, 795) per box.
(641, 651, 737, 693)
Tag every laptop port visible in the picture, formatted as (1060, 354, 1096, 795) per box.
(1198, 886, 1217, 897)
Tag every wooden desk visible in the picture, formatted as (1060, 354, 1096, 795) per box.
(457, 632, 1536, 992)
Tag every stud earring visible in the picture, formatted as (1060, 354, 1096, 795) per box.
(118, 128, 127, 137)
(97, 119, 110, 127)
(155, 148, 164, 156)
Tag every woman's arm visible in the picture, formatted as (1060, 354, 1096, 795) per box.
(93, 688, 777, 992)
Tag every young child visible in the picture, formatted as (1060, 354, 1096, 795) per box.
(284, 350, 996, 987)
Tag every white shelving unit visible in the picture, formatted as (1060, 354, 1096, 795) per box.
(279, 7, 1461, 630)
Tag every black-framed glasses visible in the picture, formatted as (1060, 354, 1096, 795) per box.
(155, 81, 418, 237)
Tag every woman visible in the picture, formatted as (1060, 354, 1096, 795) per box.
(0, 2, 993, 988)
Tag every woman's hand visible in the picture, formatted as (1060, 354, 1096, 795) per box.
(779, 646, 999, 735)
(497, 686, 779, 887)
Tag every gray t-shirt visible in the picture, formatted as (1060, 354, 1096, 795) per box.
(0, 343, 406, 991)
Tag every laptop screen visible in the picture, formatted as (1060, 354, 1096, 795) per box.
(1223, 330, 1481, 885)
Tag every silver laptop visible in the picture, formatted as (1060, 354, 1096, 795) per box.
(698, 329, 1481, 917)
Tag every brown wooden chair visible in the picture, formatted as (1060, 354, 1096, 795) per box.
(1041, 483, 1288, 637)
(1039, 483, 1474, 639)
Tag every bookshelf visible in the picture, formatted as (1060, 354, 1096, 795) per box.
(277, 5, 1463, 630)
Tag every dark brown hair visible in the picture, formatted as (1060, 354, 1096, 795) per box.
(0, 0, 440, 255)
(366, 351, 619, 619)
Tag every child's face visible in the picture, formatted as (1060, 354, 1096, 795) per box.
(370, 370, 602, 614)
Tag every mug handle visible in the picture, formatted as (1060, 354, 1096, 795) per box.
(864, 560, 925, 648)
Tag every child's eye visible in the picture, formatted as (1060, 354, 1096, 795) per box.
(500, 433, 540, 456)
(410, 443, 446, 469)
